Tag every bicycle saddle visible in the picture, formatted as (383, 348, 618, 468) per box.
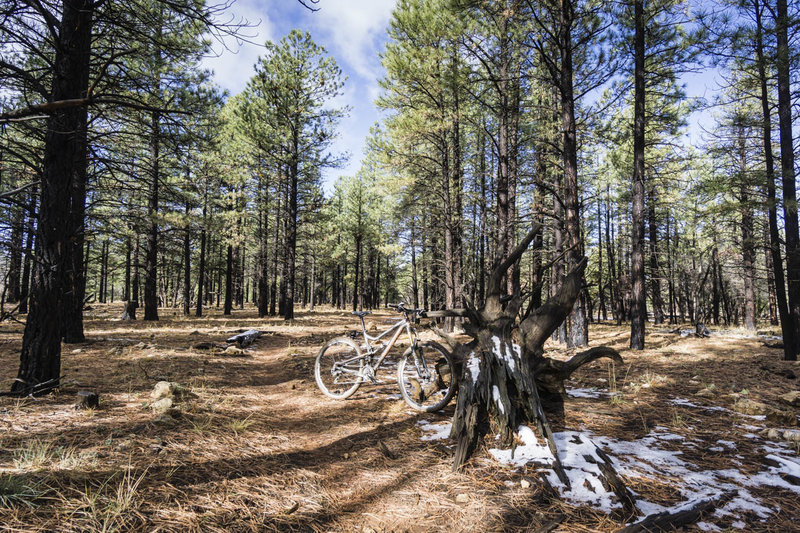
(352, 311, 371, 317)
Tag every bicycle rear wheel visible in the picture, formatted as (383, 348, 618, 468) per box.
(315, 337, 364, 399)
(398, 342, 456, 412)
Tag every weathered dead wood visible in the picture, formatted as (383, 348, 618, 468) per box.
(121, 300, 137, 320)
(226, 329, 263, 347)
(586, 444, 637, 517)
(426, 221, 626, 513)
(519, 257, 587, 353)
(615, 490, 736, 533)
(534, 346, 624, 398)
(75, 390, 99, 409)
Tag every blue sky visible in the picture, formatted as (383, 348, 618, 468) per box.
(202, 0, 397, 190)
(202, 1, 717, 191)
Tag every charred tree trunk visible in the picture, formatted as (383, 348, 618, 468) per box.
(14, 0, 94, 394)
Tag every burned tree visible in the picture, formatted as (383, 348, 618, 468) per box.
(427, 224, 623, 473)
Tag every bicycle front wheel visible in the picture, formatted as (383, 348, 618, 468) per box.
(398, 342, 456, 412)
(315, 337, 364, 400)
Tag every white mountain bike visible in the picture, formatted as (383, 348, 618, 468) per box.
(314, 304, 457, 412)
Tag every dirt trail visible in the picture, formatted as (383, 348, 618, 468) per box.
(1, 305, 798, 532)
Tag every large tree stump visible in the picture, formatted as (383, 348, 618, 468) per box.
(425, 224, 624, 478)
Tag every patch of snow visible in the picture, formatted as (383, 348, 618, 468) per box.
(492, 385, 505, 414)
(696, 522, 721, 531)
(466, 352, 480, 384)
(488, 426, 554, 467)
(738, 424, 763, 431)
(484, 423, 800, 527)
(765, 454, 800, 478)
(732, 520, 747, 529)
(566, 387, 604, 398)
(491, 336, 518, 372)
(669, 397, 729, 413)
(417, 420, 452, 441)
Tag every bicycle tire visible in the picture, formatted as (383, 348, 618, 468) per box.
(397, 342, 457, 412)
(315, 337, 364, 400)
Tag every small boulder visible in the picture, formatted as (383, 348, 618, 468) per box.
(455, 493, 469, 504)
(150, 381, 195, 402)
(735, 398, 797, 425)
(780, 391, 800, 407)
(733, 398, 771, 416)
(695, 387, 716, 399)
(223, 345, 246, 356)
(150, 397, 173, 413)
(763, 428, 800, 443)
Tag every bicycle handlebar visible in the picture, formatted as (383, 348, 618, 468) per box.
(388, 303, 425, 316)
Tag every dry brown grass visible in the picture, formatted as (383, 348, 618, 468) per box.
(0, 305, 798, 532)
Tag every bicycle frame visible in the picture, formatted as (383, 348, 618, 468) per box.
(357, 315, 415, 369)
(332, 313, 421, 384)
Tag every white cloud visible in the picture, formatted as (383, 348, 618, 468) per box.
(201, 0, 276, 94)
(309, 0, 396, 81)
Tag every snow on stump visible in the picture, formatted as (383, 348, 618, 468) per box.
(423, 224, 624, 482)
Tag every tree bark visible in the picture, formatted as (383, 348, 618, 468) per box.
(774, 0, 799, 360)
(630, 0, 647, 349)
(14, 0, 93, 394)
(648, 188, 664, 325)
(559, 0, 587, 347)
(144, 109, 160, 321)
(223, 244, 233, 315)
(6, 206, 23, 303)
(19, 189, 36, 315)
(183, 204, 191, 316)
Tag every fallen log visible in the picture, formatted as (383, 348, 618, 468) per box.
(615, 490, 736, 533)
(226, 329, 264, 348)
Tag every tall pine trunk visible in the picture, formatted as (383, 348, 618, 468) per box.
(144, 109, 160, 321)
(630, 0, 647, 349)
(774, 0, 799, 360)
(14, 0, 93, 394)
(559, 0, 587, 347)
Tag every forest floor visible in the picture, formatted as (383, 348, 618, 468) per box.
(0, 304, 799, 532)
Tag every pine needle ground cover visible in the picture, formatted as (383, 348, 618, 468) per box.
(0, 305, 798, 532)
